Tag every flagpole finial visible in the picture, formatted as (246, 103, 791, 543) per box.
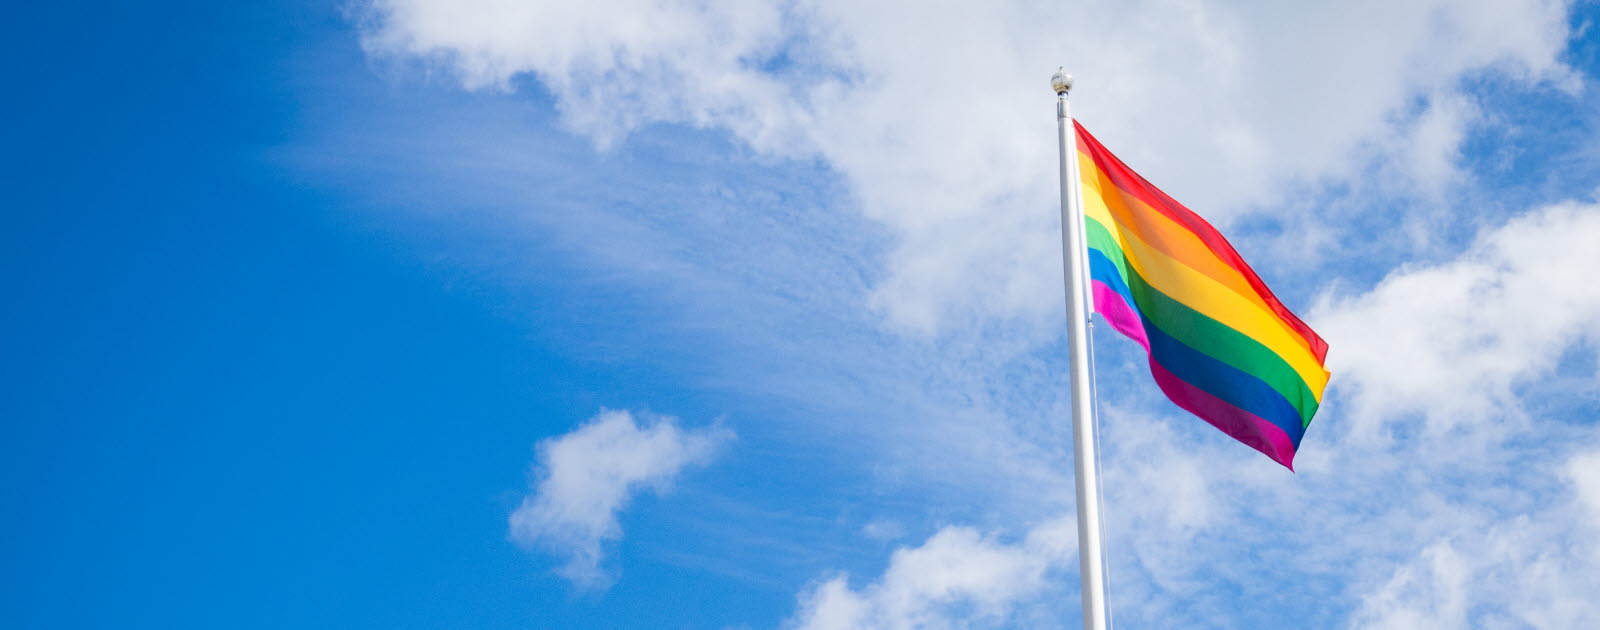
(1051, 67, 1074, 96)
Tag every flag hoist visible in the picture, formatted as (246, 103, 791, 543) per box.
(1051, 67, 1333, 628)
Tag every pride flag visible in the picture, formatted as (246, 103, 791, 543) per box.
(1075, 121, 1329, 469)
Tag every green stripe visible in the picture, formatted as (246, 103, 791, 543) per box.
(1084, 218, 1130, 287)
(1086, 217, 1320, 427)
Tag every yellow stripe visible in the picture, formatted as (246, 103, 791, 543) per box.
(1080, 180, 1330, 397)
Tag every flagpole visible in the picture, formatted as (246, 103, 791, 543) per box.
(1053, 68, 1109, 630)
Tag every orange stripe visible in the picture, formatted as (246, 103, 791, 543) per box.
(1079, 151, 1265, 308)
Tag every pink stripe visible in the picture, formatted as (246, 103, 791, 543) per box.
(1091, 281, 1149, 351)
(1148, 360, 1298, 470)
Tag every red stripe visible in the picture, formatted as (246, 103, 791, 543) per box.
(1075, 121, 1329, 364)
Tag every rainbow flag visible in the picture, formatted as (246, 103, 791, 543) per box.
(1075, 121, 1329, 469)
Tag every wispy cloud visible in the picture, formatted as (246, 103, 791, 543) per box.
(1346, 442, 1600, 630)
(508, 409, 732, 589)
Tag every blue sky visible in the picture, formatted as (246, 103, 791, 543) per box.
(7, 2, 1600, 629)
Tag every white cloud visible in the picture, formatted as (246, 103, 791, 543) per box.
(359, 0, 794, 149)
(1349, 542, 1472, 630)
(362, 0, 1578, 333)
(785, 517, 1077, 630)
(1571, 447, 1600, 527)
(1394, 92, 1479, 199)
(1346, 444, 1600, 630)
(860, 518, 907, 542)
(1312, 200, 1600, 447)
(508, 409, 732, 589)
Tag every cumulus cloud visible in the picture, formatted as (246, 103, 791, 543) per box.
(785, 517, 1077, 630)
(362, 0, 1577, 333)
(1313, 200, 1600, 447)
(508, 409, 732, 589)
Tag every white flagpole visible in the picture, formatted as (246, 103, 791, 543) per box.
(1053, 68, 1109, 630)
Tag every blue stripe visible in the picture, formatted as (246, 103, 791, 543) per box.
(1141, 316, 1306, 447)
(1088, 249, 1136, 305)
